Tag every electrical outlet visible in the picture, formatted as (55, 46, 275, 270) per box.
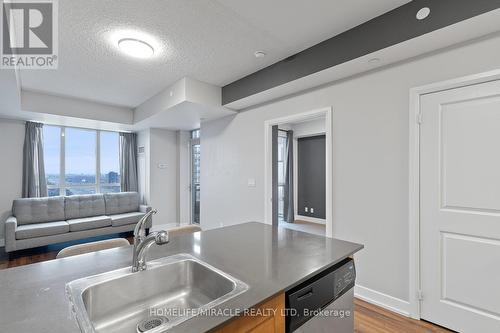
(305, 207, 308, 213)
(310, 208, 314, 214)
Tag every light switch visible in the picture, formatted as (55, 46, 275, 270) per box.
(247, 179, 256, 187)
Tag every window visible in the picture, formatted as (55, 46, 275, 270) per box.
(277, 130, 288, 222)
(65, 128, 97, 195)
(100, 131, 121, 193)
(43, 125, 121, 196)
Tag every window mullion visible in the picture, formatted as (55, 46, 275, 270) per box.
(60, 127, 66, 196)
(96, 130, 100, 193)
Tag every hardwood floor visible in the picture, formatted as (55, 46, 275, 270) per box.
(279, 220, 326, 236)
(0, 239, 452, 333)
(355, 298, 453, 333)
(0, 233, 133, 269)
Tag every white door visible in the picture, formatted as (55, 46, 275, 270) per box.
(420, 80, 500, 332)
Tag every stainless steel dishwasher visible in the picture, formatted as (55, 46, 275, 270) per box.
(286, 258, 356, 333)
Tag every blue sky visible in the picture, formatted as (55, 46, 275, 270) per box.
(44, 126, 119, 175)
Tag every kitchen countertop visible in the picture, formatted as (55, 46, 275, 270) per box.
(0, 222, 363, 333)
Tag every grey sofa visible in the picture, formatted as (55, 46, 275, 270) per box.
(4, 192, 151, 252)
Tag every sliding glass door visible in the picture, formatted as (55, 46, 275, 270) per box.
(190, 130, 201, 224)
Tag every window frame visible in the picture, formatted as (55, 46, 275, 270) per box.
(44, 125, 121, 196)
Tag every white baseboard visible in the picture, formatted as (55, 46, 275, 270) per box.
(355, 284, 411, 317)
(0, 238, 4, 247)
(296, 215, 326, 225)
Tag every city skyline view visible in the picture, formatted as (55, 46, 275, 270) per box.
(44, 126, 120, 175)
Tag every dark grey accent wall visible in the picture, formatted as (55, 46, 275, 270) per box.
(298, 135, 326, 219)
(222, 0, 500, 104)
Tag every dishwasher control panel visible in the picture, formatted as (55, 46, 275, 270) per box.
(334, 260, 356, 298)
(285, 258, 356, 333)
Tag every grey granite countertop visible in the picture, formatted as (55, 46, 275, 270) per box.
(0, 222, 363, 333)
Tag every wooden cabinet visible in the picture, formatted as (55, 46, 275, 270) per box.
(214, 293, 285, 333)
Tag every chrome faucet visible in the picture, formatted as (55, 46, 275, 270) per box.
(133, 209, 156, 268)
(132, 230, 169, 272)
(132, 209, 168, 272)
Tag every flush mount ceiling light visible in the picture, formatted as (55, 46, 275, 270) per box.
(118, 38, 155, 58)
(416, 7, 431, 20)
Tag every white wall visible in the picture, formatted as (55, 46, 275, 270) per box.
(138, 128, 180, 227)
(150, 129, 179, 226)
(137, 129, 151, 205)
(200, 34, 500, 306)
(0, 120, 24, 244)
(177, 131, 191, 225)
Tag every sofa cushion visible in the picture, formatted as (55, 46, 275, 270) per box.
(67, 215, 111, 232)
(65, 194, 105, 220)
(110, 212, 145, 227)
(13, 197, 65, 225)
(104, 192, 140, 215)
(16, 221, 69, 240)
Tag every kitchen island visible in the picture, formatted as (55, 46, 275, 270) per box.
(0, 222, 363, 333)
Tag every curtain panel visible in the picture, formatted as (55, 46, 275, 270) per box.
(22, 122, 48, 198)
(119, 132, 139, 192)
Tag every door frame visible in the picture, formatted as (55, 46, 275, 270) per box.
(264, 107, 333, 237)
(408, 69, 500, 319)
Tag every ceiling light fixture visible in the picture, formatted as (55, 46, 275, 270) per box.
(118, 38, 155, 58)
(416, 7, 431, 20)
(254, 51, 266, 58)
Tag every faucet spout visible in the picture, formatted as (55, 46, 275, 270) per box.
(132, 209, 157, 272)
(134, 209, 157, 243)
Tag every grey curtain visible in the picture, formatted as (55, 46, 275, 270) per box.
(22, 122, 48, 198)
(119, 132, 138, 192)
(283, 131, 295, 223)
(272, 125, 279, 227)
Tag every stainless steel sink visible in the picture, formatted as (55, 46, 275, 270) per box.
(66, 254, 248, 333)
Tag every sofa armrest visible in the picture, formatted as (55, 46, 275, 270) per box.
(5, 216, 17, 252)
(139, 205, 153, 229)
(139, 205, 152, 213)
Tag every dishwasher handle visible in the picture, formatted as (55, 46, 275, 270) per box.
(296, 288, 314, 301)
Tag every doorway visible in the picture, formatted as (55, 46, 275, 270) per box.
(410, 70, 500, 331)
(264, 107, 333, 237)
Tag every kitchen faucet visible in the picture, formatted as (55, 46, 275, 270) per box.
(132, 209, 169, 272)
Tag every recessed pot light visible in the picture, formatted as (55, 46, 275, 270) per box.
(118, 38, 154, 58)
(416, 7, 431, 20)
(254, 51, 266, 58)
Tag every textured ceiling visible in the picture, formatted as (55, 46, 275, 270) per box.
(19, 0, 409, 108)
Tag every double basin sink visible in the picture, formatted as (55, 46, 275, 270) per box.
(66, 254, 248, 333)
